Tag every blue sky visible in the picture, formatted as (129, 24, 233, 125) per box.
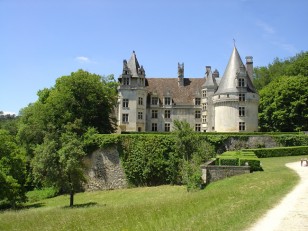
(1, 0, 307, 115)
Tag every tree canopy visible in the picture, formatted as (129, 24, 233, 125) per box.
(254, 51, 308, 91)
(16, 69, 118, 206)
(259, 75, 308, 132)
(0, 129, 26, 208)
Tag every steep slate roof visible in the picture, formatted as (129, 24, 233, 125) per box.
(146, 78, 205, 105)
(215, 46, 257, 94)
(127, 51, 140, 77)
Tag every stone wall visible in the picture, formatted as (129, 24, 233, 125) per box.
(201, 160, 250, 184)
(84, 146, 127, 191)
(218, 136, 279, 153)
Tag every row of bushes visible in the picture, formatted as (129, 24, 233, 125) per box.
(216, 151, 262, 171)
(244, 146, 308, 158)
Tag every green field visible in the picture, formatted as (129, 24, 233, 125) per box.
(0, 155, 305, 231)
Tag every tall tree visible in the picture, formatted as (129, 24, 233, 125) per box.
(259, 75, 308, 132)
(17, 70, 118, 202)
(32, 130, 86, 207)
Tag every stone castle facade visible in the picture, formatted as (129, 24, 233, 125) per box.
(117, 46, 259, 132)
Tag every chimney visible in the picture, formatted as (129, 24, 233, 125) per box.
(178, 62, 184, 86)
(245, 56, 253, 82)
(205, 66, 211, 76)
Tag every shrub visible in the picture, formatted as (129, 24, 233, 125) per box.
(244, 146, 308, 158)
(26, 187, 58, 203)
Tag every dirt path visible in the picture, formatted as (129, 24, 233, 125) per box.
(247, 161, 308, 231)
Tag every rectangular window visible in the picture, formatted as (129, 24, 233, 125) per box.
(239, 122, 245, 131)
(123, 99, 129, 108)
(195, 124, 201, 132)
(238, 78, 245, 87)
(195, 110, 201, 119)
(138, 112, 143, 120)
(151, 97, 158, 105)
(239, 106, 245, 117)
(123, 77, 129, 85)
(202, 115, 207, 123)
(122, 113, 129, 123)
(202, 90, 206, 98)
(202, 103, 207, 111)
(164, 97, 171, 105)
(138, 97, 143, 105)
(195, 98, 201, 105)
(164, 110, 171, 119)
(165, 123, 170, 132)
(152, 110, 158, 118)
(152, 123, 157, 131)
(239, 93, 245, 102)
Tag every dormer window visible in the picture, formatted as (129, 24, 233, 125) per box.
(123, 77, 130, 85)
(164, 97, 171, 105)
(238, 78, 245, 87)
(151, 97, 158, 105)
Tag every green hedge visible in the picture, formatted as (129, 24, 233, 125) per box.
(243, 146, 308, 158)
(217, 150, 262, 171)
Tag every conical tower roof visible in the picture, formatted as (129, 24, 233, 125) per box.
(215, 46, 257, 94)
(127, 51, 140, 77)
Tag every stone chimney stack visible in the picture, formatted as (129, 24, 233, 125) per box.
(245, 56, 253, 82)
(178, 62, 184, 86)
(205, 66, 211, 76)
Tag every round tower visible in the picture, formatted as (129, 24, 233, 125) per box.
(213, 46, 259, 132)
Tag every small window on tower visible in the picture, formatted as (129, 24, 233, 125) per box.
(202, 90, 207, 98)
(238, 78, 245, 87)
(195, 98, 201, 105)
(239, 106, 245, 117)
(195, 124, 201, 132)
(122, 114, 129, 123)
(195, 110, 201, 119)
(239, 122, 245, 131)
(123, 99, 129, 108)
(138, 97, 143, 105)
(239, 93, 245, 102)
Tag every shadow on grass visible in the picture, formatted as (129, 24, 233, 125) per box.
(63, 202, 104, 209)
(0, 202, 44, 211)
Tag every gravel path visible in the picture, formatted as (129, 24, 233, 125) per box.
(247, 161, 308, 231)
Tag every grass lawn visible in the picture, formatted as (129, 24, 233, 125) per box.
(0, 155, 306, 231)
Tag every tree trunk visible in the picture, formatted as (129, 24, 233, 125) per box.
(70, 190, 74, 207)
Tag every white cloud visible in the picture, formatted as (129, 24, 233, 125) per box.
(2, 111, 16, 115)
(256, 20, 275, 35)
(75, 56, 91, 63)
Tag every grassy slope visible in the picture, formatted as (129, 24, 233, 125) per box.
(0, 155, 305, 231)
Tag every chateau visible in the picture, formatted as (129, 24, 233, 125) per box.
(117, 46, 259, 132)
